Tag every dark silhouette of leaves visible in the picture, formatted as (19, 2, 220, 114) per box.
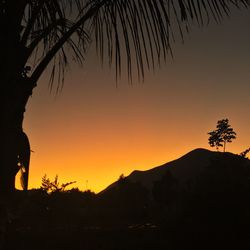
(208, 119, 236, 152)
(240, 147, 250, 158)
(41, 175, 76, 193)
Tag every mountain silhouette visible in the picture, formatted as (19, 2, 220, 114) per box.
(97, 148, 250, 235)
(100, 148, 250, 194)
(4, 149, 250, 250)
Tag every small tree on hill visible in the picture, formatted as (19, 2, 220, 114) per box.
(240, 148, 250, 159)
(208, 119, 236, 152)
(41, 175, 76, 193)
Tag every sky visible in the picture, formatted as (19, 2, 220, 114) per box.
(21, 8, 250, 193)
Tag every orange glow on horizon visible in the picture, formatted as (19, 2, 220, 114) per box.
(19, 10, 250, 193)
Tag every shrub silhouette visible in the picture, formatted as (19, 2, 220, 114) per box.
(41, 175, 76, 193)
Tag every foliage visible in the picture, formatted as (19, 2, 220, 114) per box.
(240, 147, 250, 159)
(41, 175, 76, 193)
(118, 174, 126, 182)
(208, 119, 236, 152)
(1, 1, 249, 88)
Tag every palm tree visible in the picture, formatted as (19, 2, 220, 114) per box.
(0, 0, 248, 194)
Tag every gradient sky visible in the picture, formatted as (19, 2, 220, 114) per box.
(21, 8, 250, 192)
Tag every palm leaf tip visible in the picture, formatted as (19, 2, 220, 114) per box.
(90, 0, 249, 81)
(17, 0, 250, 88)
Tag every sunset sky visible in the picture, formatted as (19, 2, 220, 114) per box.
(22, 8, 250, 193)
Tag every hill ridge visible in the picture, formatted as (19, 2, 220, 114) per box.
(99, 148, 247, 194)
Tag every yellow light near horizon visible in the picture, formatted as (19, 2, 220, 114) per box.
(29, 139, 248, 192)
(20, 9, 250, 194)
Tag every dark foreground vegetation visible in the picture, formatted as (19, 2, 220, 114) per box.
(1, 150, 250, 249)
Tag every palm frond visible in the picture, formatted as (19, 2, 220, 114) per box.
(90, 0, 249, 81)
(20, 0, 91, 90)
(19, 0, 249, 88)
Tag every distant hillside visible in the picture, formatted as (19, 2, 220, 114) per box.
(100, 148, 250, 194)
(5, 148, 250, 249)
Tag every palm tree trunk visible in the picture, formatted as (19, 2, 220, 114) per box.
(0, 1, 35, 193)
(0, 76, 35, 194)
(0, 91, 20, 193)
(223, 141, 226, 152)
(0, 133, 18, 193)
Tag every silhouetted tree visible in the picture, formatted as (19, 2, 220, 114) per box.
(41, 175, 76, 193)
(208, 119, 237, 152)
(0, 1, 248, 193)
(240, 147, 250, 159)
(117, 173, 126, 183)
